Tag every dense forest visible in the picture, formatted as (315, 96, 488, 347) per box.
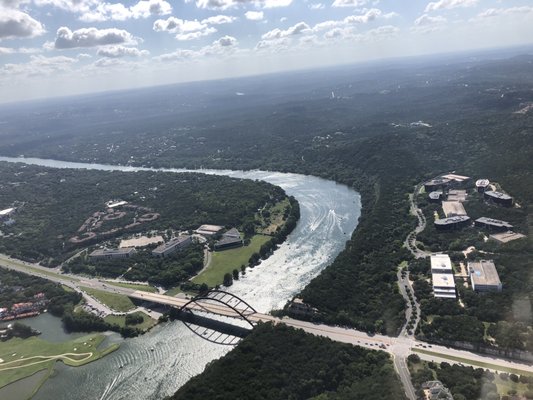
(408, 355, 533, 400)
(0, 54, 531, 346)
(170, 323, 406, 400)
(0, 163, 288, 266)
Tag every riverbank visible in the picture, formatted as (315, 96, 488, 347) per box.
(0, 157, 361, 399)
(0, 333, 119, 399)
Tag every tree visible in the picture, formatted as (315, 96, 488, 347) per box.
(223, 273, 233, 287)
(407, 354, 421, 364)
(232, 269, 239, 280)
(199, 283, 209, 295)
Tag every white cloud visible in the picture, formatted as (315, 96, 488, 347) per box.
(154, 17, 206, 33)
(130, 0, 172, 18)
(344, 8, 381, 23)
(52, 26, 136, 49)
(154, 16, 220, 40)
(97, 45, 149, 58)
(245, 11, 264, 20)
(175, 27, 217, 41)
(0, 8, 45, 39)
(312, 8, 383, 32)
(331, 0, 371, 8)
(33, 0, 97, 14)
(192, 0, 291, 10)
(476, 6, 533, 19)
(2, 55, 78, 77)
(0, 46, 15, 54)
(255, 37, 289, 52)
(80, 0, 172, 22)
(262, 21, 310, 40)
(201, 15, 236, 24)
(0, 0, 31, 8)
(425, 0, 477, 13)
(414, 14, 446, 26)
(0, 46, 41, 54)
(309, 3, 325, 10)
(155, 35, 238, 61)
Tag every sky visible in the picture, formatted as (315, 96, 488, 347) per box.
(1, 0, 533, 103)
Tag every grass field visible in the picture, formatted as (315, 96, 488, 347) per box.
(105, 282, 157, 293)
(192, 234, 271, 287)
(0, 254, 79, 282)
(257, 198, 289, 235)
(413, 348, 533, 376)
(0, 333, 118, 389)
(81, 287, 135, 312)
(104, 311, 156, 331)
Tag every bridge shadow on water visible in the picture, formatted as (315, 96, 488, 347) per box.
(169, 290, 257, 345)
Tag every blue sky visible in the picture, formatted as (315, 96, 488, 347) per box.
(1, 0, 532, 102)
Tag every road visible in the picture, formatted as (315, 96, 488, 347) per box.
(405, 185, 431, 259)
(2, 253, 532, 400)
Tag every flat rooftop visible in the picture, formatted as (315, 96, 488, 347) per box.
(106, 200, 128, 208)
(432, 273, 456, 289)
(447, 189, 467, 202)
(196, 224, 224, 234)
(441, 173, 470, 182)
(485, 191, 512, 200)
(489, 232, 526, 243)
(90, 248, 135, 256)
(475, 217, 513, 229)
(442, 201, 467, 217)
(153, 235, 190, 252)
(431, 254, 452, 271)
(468, 260, 501, 287)
(434, 215, 470, 226)
(0, 207, 15, 216)
(425, 178, 451, 186)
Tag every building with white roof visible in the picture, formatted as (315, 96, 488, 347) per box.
(430, 254, 456, 299)
(468, 260, 502, 292)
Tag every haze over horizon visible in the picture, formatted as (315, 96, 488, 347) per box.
(1, 0, 533, 103)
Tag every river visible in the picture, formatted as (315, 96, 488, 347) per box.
(0, 156, 361, 400)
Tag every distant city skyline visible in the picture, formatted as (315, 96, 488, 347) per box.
(1, 0, 532, 103)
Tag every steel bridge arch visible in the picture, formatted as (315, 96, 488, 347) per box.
(177, 290, 257, 345)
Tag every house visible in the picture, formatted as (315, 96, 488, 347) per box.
(152, 235, 192, 257)
(89, 248, 136, 260)
(422, 381, 454, 400)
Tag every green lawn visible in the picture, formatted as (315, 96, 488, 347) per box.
(81, 287, 135, 312)
(192, 234, 271, 287)
(104, 311, 156, 331)
(413, 348, 533, 376)
(257, 198, 289, 235)
(105, 282, 157, 293)
(0, 255, 79, 282)
(164, 286, 183, 296)
(0, 333, 118, 389)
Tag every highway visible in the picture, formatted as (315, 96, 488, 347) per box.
(1, 253, 532, 400)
